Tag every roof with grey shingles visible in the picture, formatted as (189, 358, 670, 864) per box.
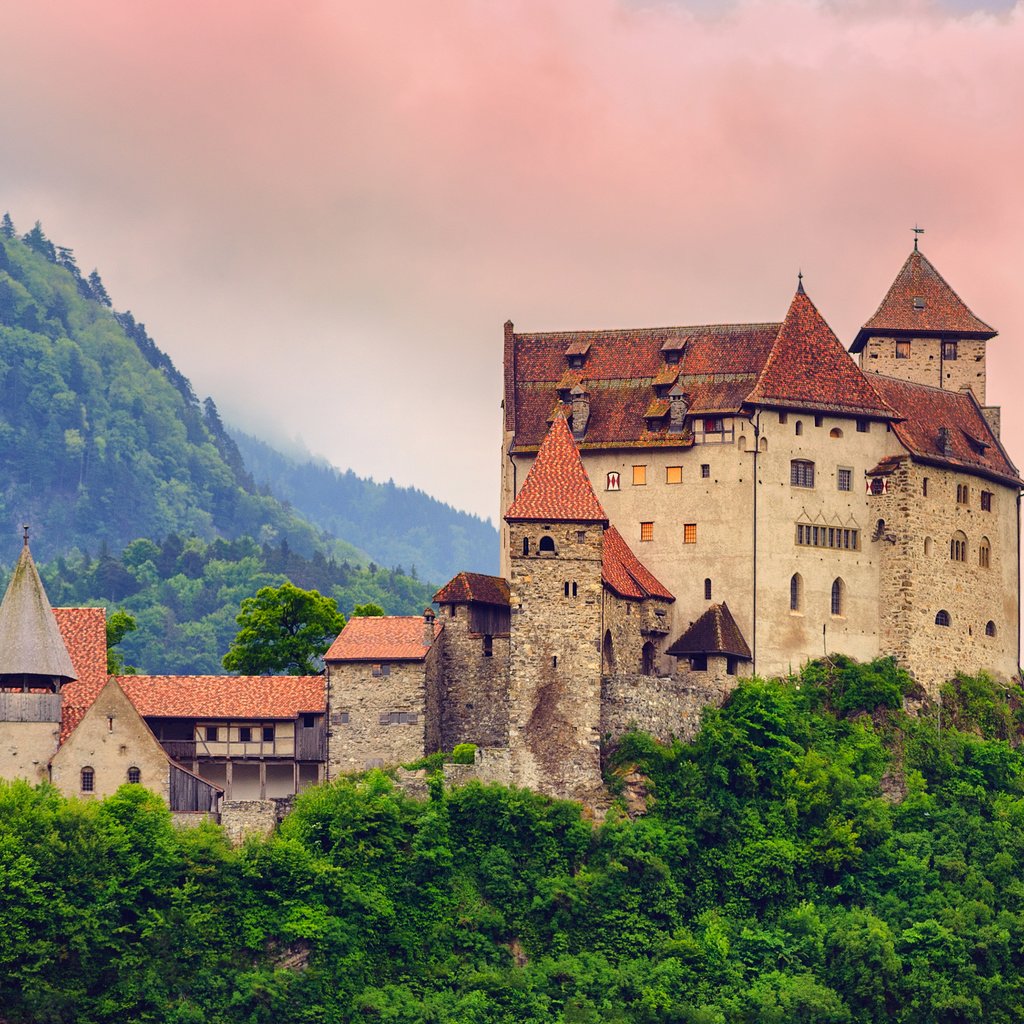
(666, 602, 751, 660)
(0, 543, 77, 682)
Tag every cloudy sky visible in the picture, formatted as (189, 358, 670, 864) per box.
(1, 0, 1022, 524)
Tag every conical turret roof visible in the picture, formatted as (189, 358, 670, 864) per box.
(0, 540, 77, 683)
(505, 413, 608, 524)
(852, 248, 996, 352)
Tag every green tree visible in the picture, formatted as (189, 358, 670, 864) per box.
(352, 602, 385, 617)
(106, 609, 138, 674)
(222, 581, 345, 675)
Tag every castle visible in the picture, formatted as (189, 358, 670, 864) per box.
(1, 243, 1019, 812)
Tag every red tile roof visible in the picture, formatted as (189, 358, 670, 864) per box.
(870, 375, 1020, 486)
(506, 414, 609, 523)
(433, 572, 510, 606)
(54, 607, 109, 742)
(746, 288, 896, 418)
(852, 248, 996, 351)
(119, 675, 325, 719)
(325, 616, 442, 662)
(667, 602, 751, 660)
(601, 526, 674, 601)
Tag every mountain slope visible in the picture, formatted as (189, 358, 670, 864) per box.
(0, 219, 363, 563)
(233, 431, 499, 583)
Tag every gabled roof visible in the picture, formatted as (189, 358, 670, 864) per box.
(601, 526, 674, 601)
(325, 616, 442, 662)
(746, 288, 896, 418)
(433, 572, 510, 607)
(870, 375, 1021, 486)
(506, 414, 608, 524)
(54, 607, 110, 742)
(119, 675, 325, 719)
(666, 602, 751, 660)
(0, 543, 77, 683)
(852, 248, 996, 351)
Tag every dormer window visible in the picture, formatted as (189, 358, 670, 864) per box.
(568, 354, 584, 369)
(913, 296, 925, 311)
(665, 350, 680, 365)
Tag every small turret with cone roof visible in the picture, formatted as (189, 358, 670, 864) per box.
(0, 528, 76, 693)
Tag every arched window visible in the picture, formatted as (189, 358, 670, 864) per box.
(986, 620, 996, 637)
(738, 435, 747, 451)
(759, 436, 768, 452)
(538, 535, 556, 554)
(935, 610, 951, 627)
(790, 460, 815, 488)
(924, 536, 933, 556)
(795, 420, 803, 436)
(603, 630, 616, 673)
(830, 578, 845, 617)
(950, 531, 967, 562)
(830, 427, 843, 439)
(979, 537, 991, 568)
(790, 573, 802, 612)
(704, 578, 712, 600)
(127, 766, 141, 784)
(641, 642, 656, 677)
(81, 767, 95, 792)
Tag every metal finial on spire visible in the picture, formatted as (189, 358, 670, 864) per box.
(796, 270, 805, 295)
(22, 525, 29, 547)
(912, 224, 925, 251)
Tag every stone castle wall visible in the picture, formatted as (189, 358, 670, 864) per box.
(874, 459, 1017, 695)
(506, 520, 605, 801)
(859, 335, 988, 403)
(436, 603, 510, 749)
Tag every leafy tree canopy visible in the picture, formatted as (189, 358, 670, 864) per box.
(351, 602, 385, 617)
(105, 608, 137, 674)
(222, 580, 345, 675)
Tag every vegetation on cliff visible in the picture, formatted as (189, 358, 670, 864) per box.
(4, 659, 1024, 1022)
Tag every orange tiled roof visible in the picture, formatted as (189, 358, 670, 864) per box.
(325, 616, 442, 662)
(506, 414, 609, 523)
(746, 287, 896, 418)
(852, 248, 996, 352)
(433, 572, 510, 606)
(602, 526, 674, 601)
(54, 607, 109, 742)
(119, 675, 325, 719)
(667, 602, 751, 660)
(870, 376, 1020, 486)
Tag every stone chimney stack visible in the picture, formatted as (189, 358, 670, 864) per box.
(668, 385, 689, 434)
(937, 426, 952, 456)
(422, 607, 436, 649)
(570, 385, 590, 438)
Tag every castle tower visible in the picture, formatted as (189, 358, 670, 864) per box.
(0, 534, 78, 782)
(505, 413, 608, 802)
(851, 246, 997, 406)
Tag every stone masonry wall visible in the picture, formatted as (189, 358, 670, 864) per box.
(506, 520, 605, 802)
(874, 459, 1017, 695)
(436, 603, 510, 749)
(860, 335, 987, 403)
(601, 592, 671, 678)
(327, 653, 435, 776)
(0, 720, 59, 785)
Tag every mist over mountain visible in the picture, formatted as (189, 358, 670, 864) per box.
(232, 431, 499, 585)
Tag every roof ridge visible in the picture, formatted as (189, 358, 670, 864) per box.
(516, 321, 784, 339)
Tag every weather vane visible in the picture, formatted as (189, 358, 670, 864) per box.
(912, 224, 925, 251)
(22, 524, 29, 546)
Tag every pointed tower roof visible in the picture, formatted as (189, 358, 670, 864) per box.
(601, 526, 674, 601)
(852, 248, 996, 352)
(746, 286, 895, 418)
(666, 602, 751, 660)
(0, 540, 77, 684)
(505, 413, 608, 524)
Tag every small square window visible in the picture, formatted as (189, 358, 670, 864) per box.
(576, 530, 586, 543)
(632, 465, 647, 486)
(703, 417, 723, 433)
(943, 340, 958, 360)
(837, 468, 852, 492)
(666, 466, 682, 484)
(262, 726, 274, 742)
(372, 663, 391, 677)
(701, 464, 710, 478)
(640, 522, 654, 542)
(896, 340, 910, 359)
(913, 296, 925, 310)
(814, 415, 823, 427)
(239, 726, 252, 743)
(779, 412, 788, 424)
(665, 350, 680, 365)
(205, 726, 219, 742)
(684, 523, 697, 544)
(338, 711, 350, 725)
(856, 419, 869, 433)
(302, 714, 316, 728)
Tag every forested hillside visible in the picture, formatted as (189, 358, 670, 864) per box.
(233, 431, 499, 582)
(26, 535, 434, 674)
(5, 660, 1024, 1022)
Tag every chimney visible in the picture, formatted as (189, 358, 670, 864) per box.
(668, 385, 689, 434)
(423, 607, 436, 648)
(937, 426, 952, 456)
(570, 384, 590, 438)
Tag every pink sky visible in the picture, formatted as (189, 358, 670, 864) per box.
(1, 0, 1022, 523)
